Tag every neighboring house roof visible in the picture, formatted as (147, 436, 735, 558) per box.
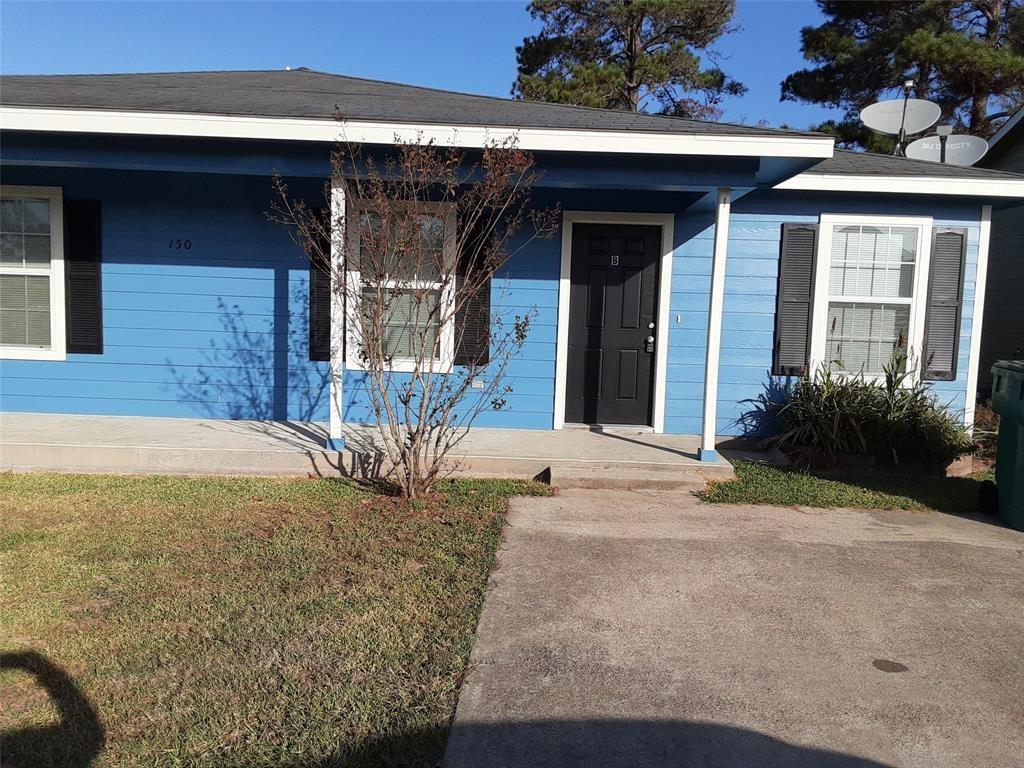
(812, 149, 1024, 180)
(0, 68, 818, 138)
(978, 104, 1024, 172)
(773, 149, 1024, 198)
(987, 104, 1023, 150)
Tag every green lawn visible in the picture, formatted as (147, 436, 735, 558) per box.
(0, 473, 548, 768)
(703, 460, 992, 514)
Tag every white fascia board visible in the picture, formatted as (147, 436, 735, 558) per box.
(986, 107, 1023, 153)
(774, 172, 1024, 198)
(0, 106, 835, 159)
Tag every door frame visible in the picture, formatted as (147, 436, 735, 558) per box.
(554, 210, 675, 432)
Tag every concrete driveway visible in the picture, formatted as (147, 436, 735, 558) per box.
(445, 490, 1024, 768)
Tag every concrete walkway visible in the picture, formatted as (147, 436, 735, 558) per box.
(0, 412, 734, 483)
(446, 490, 1024, 768)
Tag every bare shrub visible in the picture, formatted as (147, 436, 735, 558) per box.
(273, 137, 558, 497)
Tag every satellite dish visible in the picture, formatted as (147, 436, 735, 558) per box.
(861, 99, 941, 136)
(906, 135, 989, 166)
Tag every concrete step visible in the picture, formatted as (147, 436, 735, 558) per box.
(0, 441, 342, 477)
(2, 414, 737, 484)
(2, 439, 734, 485)
(546, 462, 730, 491)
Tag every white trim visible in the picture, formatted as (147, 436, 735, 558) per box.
(343, 202, 457, 374)
(0, 105, 835, 159)
(809, 213, 934, 382)
(986, 107, 1023, 154)
(701, 189, 731, 454)
(328, 180, 346, 445)
(553, 211, 675, 432)
(0, 185, 66, 361)
(963, 204, 992, 431)
(774, 172, 1024, 199)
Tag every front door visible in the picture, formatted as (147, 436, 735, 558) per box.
(565, 223, 661, 425)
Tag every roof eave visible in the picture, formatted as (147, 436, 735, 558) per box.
(984, 106, 1024, 156)
(774, 172, 1024, 198)
(0, 105, 836, 159)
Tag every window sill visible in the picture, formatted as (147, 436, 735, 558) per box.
(344, 358, 454, 374)
(0, 346, 66, 361)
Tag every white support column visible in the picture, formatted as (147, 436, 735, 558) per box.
(964, 204, 993, 433)
(326, 179, 346, 451)
(700, 188, 731, 462)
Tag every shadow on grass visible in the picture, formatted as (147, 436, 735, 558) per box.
(0, 656, 894, 767)
(803, 469, 992, 518)
(281, 719, 891, 768)
(707, 460, 996, 519)
(1, 650, 105, 768)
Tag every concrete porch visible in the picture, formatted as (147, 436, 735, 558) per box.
(0, 412, 737, 487)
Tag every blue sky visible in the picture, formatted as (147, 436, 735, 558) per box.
(0, 0, 841, 129)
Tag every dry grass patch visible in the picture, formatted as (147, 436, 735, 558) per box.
(0, 473, 548, 767)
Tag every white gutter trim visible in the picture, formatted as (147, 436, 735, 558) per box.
(774, 172, 1024, 198)
(0, 105, 835, 158)
(963, 204, 992, 433)
(986, 107, 1023, 153)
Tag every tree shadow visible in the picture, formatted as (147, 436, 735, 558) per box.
(166, 274, 329, 422)
(1, 650, 105, 768)
(277, 718, 894, 768)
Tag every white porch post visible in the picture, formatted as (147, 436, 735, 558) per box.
(964, 204, 993, 433)
(326, 179, 346, 451)
(700, 188, 731, 462)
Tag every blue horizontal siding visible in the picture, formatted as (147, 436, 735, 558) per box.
(710, 191, 983, 437)
(0, 162, 985, 440)
(0, 166, 658, 430)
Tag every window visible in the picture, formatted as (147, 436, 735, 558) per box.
(0, 186, 65, 360)
(345, 204, 456, 371)
(811, 215, 932, 379)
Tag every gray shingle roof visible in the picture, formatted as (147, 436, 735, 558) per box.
(808, 150, 1024, 180)
(0, 68, 821, 138)
(3, 68, 1022, 183)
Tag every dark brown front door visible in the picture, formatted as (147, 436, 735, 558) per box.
(565, 223, 661, 425)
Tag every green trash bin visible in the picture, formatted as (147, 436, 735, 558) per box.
(990, 360, 1024, 529)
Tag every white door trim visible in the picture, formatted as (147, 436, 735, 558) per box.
(554, 210, 675, 432)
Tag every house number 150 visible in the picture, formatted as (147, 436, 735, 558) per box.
(168, 239, 192, 250)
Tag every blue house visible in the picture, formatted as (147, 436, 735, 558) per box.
(2, 69, 1023, 462)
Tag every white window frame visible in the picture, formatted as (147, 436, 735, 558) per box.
(0, 185, 66, 361)
(344, 200, 457, 373)
(809, 213, 933, 384)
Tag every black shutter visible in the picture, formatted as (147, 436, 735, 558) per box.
(772, 223, 818, 376)
(64, 199, 103, 354)
(454, 216, 491, 367)
(921, 227, 967, 381)
(308, 209, 331, 362)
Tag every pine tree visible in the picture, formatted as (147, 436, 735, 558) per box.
(514, 0, 745, 121)
(782, 0, 1024, 149)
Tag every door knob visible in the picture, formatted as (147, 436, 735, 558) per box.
(644, 335, 655, 353)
